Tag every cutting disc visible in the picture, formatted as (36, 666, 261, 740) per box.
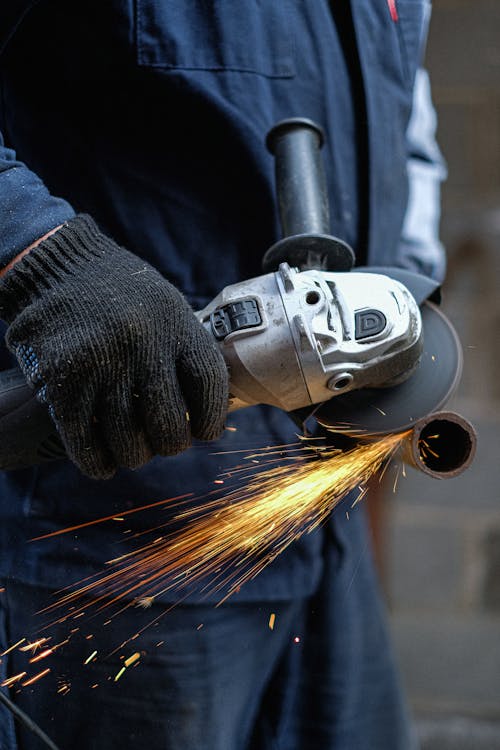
(313, 302, 463, 436)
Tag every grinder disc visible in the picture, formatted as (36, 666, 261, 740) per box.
(314, 302, 463, 436)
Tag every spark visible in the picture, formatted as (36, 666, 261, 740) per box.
(53, 638, 70, 650)
(392, 465, 401, 494)
(124, 652, 141, 668)
(293, 636, 301, 644)
(57, 680, 71, 695)
(268, 613, 276, 631)
(211, 440, 309, 456)
(114, 667, 126, 682)
(84, 650, 97, 665)
(29, 493, 193, 542)
(29, 648, 54, 664)
(351, 485, 368, 508)
(22, 668, 51, 687)
(1, 639, 26, 656)
(419, 438, 440, 459)
(135, 597, 155, 609)
(1, 672, 27, 688)
(36, 433, 405, 623)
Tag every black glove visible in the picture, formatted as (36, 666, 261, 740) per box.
(0, 215, 229, 479)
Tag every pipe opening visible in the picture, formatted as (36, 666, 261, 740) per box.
(417, 418, 474, 474)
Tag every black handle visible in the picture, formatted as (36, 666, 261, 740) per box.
(0, 368, 65, 470)
(262, 118, 354, 273)
(267, 118, 330, 237)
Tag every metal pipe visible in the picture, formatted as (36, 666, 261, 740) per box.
(402, 411, 477, 479)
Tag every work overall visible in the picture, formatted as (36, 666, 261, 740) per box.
(0, 2, 435, 747)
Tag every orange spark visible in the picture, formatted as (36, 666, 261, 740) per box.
(57, 680, 71, 695)
(124, 652, 141, 668)
(29, 493, 193, 542)
(22, 668, 51, 687)
(1, 639, 25, 656)
(136, 596, 155, 609)
(20, 638, 50, 654)
(29, 648, 54, 664)
(36, 433, 404, 623)
(1, 672, 27, 688)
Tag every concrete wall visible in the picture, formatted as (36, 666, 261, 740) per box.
(387, 2, 500, 746)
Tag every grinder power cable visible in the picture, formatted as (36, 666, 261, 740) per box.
(0, 119, 476, 477)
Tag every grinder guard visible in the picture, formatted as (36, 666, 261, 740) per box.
(310, 302, 463, 437)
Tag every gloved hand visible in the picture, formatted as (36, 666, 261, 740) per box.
(0, 215, 229, 479)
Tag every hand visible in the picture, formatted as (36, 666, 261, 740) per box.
(0, 215, 229, 479)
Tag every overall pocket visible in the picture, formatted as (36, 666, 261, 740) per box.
(135, 0, 294, 78)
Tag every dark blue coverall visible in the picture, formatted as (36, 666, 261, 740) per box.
(0, 2, 443, 748)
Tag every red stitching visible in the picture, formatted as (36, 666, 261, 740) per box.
(387, 0, 398, 21)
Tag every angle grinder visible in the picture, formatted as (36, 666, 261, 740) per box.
(0, 119, 470, 474)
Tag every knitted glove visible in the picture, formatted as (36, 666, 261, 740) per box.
(0, 215, 229, 479)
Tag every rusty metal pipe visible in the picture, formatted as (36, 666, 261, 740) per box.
(402, 410, 477, 479)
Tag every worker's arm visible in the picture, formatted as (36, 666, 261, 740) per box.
(0, 134, 228, 480)
(0, 130, 75, 268)
(397, 69, 447, 283)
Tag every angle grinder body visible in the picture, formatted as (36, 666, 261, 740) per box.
(0, 263, 461, 471)
(198, 263, 423, 412)
(0, 118, 465, 472)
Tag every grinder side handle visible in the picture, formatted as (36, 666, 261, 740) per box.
(262, 117, 355, 273)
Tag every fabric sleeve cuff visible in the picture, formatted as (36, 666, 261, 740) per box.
(0, 162, 76, 268)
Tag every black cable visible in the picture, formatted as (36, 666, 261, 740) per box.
(0, 689, 61, 750)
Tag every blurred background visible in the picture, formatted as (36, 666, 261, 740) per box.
(384, 2, 500, 747)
